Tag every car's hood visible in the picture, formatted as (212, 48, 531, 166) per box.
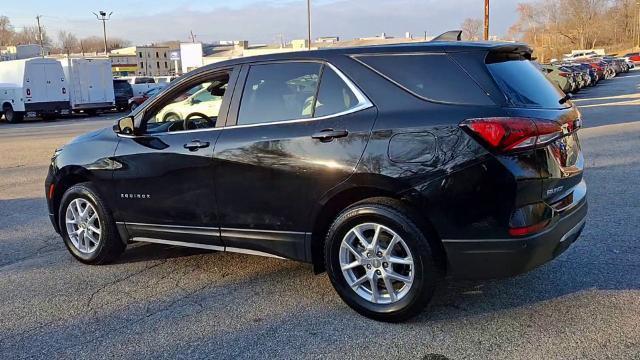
(68, 127, 110, 145)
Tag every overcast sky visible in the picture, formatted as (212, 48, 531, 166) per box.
(4, 0, 522, 45)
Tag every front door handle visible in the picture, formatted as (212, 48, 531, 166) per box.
(311, 129, 349, 142)
(183, 140, 210, 151)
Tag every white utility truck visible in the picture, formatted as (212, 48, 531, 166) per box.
(59, 58, 115, 115)
(0, 58, 70, 123)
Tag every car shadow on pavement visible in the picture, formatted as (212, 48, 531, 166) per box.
(117, 242, 217, 264)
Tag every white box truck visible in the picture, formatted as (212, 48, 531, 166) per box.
(0, 58, 70, 123)
(59, 58, 115, 115)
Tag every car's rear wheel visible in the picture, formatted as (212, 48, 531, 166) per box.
(59, 183, 125, 264)
(324, 198, 438, 322)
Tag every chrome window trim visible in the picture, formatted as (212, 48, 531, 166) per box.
(229, 61, 374, 130)
(117, 61, 373, 136)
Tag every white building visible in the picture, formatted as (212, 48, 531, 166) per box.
(179, 43, 203, 75)
(111, 46, 176, 76)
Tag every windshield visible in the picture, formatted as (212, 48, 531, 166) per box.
(487, 59, 569, 109)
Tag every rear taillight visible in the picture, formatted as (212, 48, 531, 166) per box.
(460, 117, 563, 152)
(558, 72, 570, 77)
(509, 220, 550, 236)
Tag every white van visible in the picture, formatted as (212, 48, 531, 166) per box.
(0, 58, 70, 122)
(59, 58, 115, 115)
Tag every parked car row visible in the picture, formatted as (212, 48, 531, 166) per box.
(538, 55, 632, 94)
(112, 75, 179, 112)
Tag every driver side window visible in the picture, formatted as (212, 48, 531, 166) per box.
(144, 72, 230, 134)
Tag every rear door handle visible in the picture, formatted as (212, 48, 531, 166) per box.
(183, 140, 210, 151)
(311, 129, 349, 142)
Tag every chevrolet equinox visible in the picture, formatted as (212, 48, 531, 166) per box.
(46, 40, 587, 321)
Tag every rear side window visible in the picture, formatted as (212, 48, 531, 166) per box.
(238, 62, 322, 125)
(486, 59, 568, 109)
(356, 54, 493, 105)
(314, 67, 358, 117)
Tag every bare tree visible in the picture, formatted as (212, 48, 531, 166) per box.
(461, 18, 483, 41)
(511, 0, 637, 61)
(14, 25, 51, 46)
(79, 36, 131, 53)
(58, 30, 79, 54)
(0, 16, 14, 46)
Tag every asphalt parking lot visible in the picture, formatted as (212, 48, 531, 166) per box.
(1, 72, 639, 359)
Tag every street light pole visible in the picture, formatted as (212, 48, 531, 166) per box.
(484, 0, 490, 41)
(307, 0, 311, 50)
(93, 11, 113, 55)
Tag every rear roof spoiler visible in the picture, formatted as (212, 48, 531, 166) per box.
(431, 30, 462, 42)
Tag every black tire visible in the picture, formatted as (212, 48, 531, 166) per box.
(85, 109, 98, 116)
(3, 105, 23, 123)
(59, 183, 125, 264)
(324, 198, 438, 322)
(129, 103, 138, 112)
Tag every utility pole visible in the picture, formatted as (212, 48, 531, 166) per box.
(637, 1, 640, 48)
(190, 30, 196, 43)
(483, 0, 490, 41)
(35, 15, 44, 57)
(307, 0, 311, 50)
(93, 11, 112, 55)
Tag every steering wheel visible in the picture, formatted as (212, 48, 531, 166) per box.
(184, 112, 215, 130)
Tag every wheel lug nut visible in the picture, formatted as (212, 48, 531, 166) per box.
(366, 264, 372, 269)
(366, 251, 371, 257)
(376, 270, 381, 275)
(383, 262, 388, 268)
(376, 251, 382, 257)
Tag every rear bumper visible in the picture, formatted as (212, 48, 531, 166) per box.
(443, 196, 587, 279)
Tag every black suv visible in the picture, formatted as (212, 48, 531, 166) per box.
(46, 41, 587, 321)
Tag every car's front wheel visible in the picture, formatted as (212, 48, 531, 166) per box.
(59, 183, 125, 264)
(324, 198, 438, 322)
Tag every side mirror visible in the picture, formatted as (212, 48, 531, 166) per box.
(191, 98, 202, 105)
(113, 116, 135, 135)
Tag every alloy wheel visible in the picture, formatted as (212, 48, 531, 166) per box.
(339, 223, 414, 304)
(65, 198, 101, 254)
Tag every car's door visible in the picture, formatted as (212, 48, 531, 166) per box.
(111, 67, 239, 246)
(213, 60, 377, 260)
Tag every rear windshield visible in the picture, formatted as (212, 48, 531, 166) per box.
(356, 54, 494, 105)
(486, 59, 568, 109)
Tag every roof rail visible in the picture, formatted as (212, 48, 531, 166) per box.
(431, 30, 462, 42)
